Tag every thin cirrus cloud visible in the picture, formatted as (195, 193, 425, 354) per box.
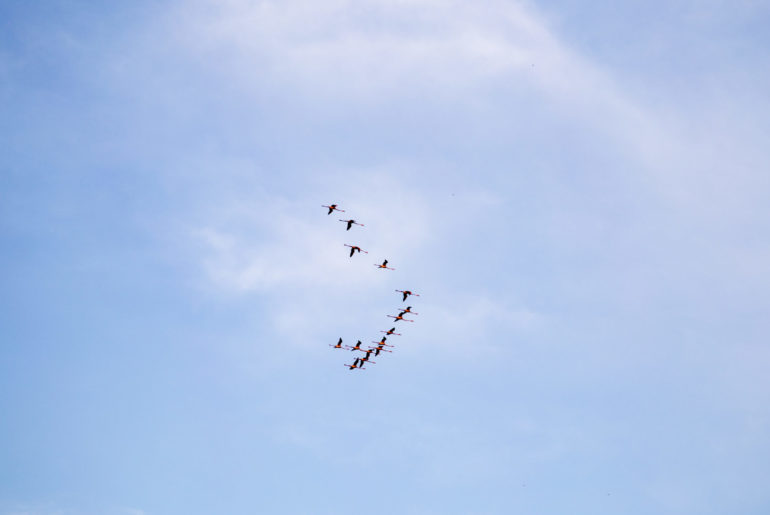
(193, 170, 432, 293)
(160, 0, 767, 216)
(190, 168, 443, 346)
(145, 0, 770, 360)
(175, 0, 548, 95)
(186, 157, 543, 350)
(168, 0, 770, 353)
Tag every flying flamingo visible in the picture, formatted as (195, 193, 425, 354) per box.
(370, 345, 392, 356)
(339, 219, 364, 230)
(397, 307, 419, 318)
(322, 204, 345, 215)
(345, 340, 363, 351)
(375, 259, 395, 270)
(388, 313, 415, 323)
(345, 357, 365, 370)
(344, 244, 368, 257)
(359, 350, 376, 364)
(396, 289, 420, 302)
(371, 336, 394, 347)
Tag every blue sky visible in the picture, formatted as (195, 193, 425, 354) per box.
(2, 1, 770, 514)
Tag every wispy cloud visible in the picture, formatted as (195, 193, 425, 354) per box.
(193, 168, 432, 292)
(163, 0, 770, 338)
(174, 0, 549, 97)
(163, 0, 769, 219)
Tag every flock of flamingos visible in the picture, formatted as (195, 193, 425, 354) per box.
(322, 203, 420, 371)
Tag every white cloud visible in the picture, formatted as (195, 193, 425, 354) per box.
(194, 168, 432, 293)
(191, 167, 442, 345)
(175, 0, 545, 97)
(168, 0, 642, 122)
(188, 158, 547, 351)
(164, 0, 769, 221)
(167, 0, 770, 349)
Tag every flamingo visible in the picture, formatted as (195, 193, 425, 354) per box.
(360, 350, 376, 364)
(322, 203, 344, 215)
(371, 337, 394, 347)
(388, 313, 414, 323)
(345, 357, 365, 370)
(396, 289, 420, 302)
(375, 259, 395, 270)
(344, 244, 368, 257)
(339, 219, 364, 230)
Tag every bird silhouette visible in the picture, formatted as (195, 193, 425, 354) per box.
(322, 203, 344, 215)
(344, 244, 368, 257)
(375, 260, 395, 270)
(339, 219, 363, 230)
(396, 289, 420, 302)
(388, 313, 414, 323)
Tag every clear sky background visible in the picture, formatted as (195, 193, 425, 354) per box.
(2, 1, 770, 514)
